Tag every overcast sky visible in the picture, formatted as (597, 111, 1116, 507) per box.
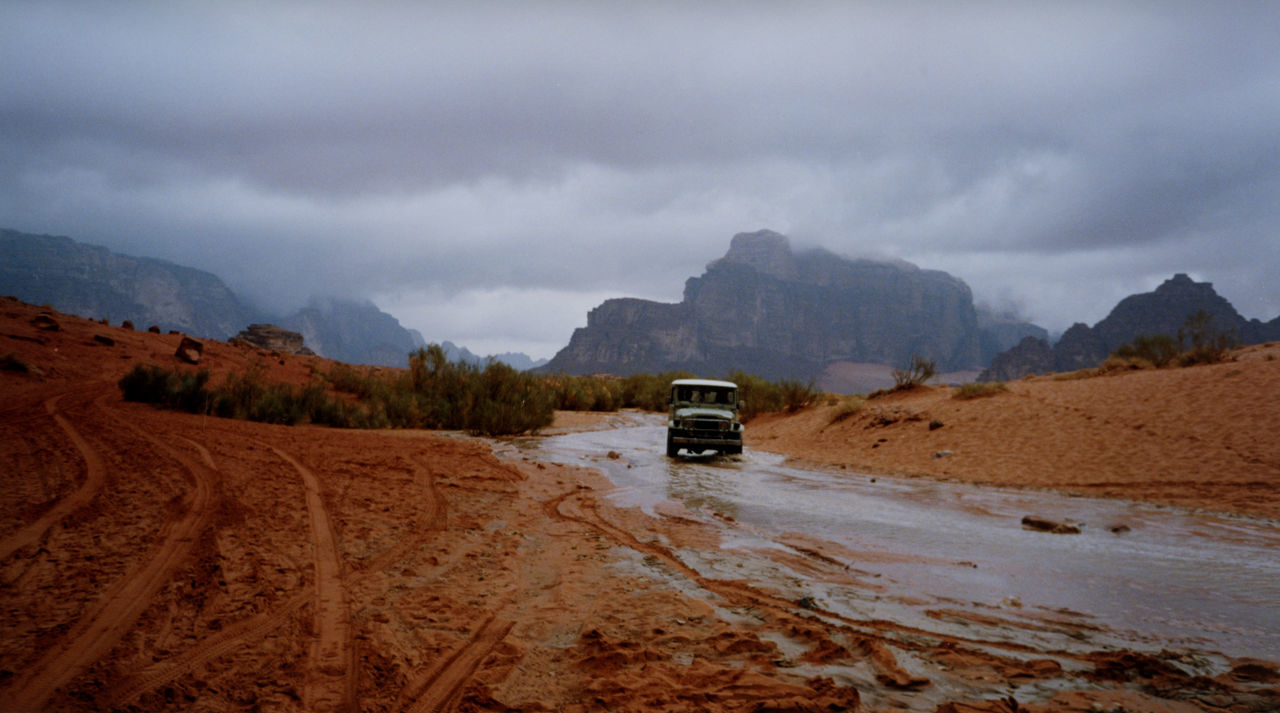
(4, 2, 1279, 358)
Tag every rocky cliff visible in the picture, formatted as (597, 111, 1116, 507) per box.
(978, 273, 1280, 380)
(544, 230, 1035, 381)
(280, 299, 425, 367)
(1, 228, 427, 367)
(1, 228, 259, 338)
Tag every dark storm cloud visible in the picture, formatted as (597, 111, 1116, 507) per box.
(3, 1, 1279, 354)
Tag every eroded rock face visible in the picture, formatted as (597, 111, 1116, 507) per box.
(979, 336, 1054, 382)
(543, 230, 998, 380)
(1, 228, 258, 339)
(233, 324, 306, 354)
(1051, 322, 1109, 372)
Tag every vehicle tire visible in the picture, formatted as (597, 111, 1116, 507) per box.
(666, 433, 679, 458)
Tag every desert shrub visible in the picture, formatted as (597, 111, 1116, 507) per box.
(549, 374, 624, 412)
(408, 344, 479, 428)
(891, 355, 936, 390)
(620, 371, 695, 412)
(827, 395, 865, 424)
(779, 379, 822, 412)
(1051, 369, 1095, 381)
(1, 352, 31, 373)
(1111, 334, 1180, 367)
(121, 363, 358, 427)
(953, 381, 1007, 400)
(327, 363, 385, 400)
(464, 361, 555, 436)
(725, 371, 818, 420)
(119, 364, 214, 413)
(727, 370, 783, 420)
(1177, 310, 1237, 365)
(1098, 355, 1153, 373)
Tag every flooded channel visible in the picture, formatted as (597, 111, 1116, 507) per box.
(515, 415, 1280, 662)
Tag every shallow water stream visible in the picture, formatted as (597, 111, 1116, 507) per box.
(516, 415, 1280, 662)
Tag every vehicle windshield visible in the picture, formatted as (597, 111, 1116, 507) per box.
(673, 386, 736, 406)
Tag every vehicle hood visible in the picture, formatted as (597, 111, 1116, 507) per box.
(674, 406, 736, 421)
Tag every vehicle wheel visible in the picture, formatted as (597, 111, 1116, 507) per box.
(666, 434, 679, 458)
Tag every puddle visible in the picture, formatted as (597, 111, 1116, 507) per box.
(516, 416, 1280, 661)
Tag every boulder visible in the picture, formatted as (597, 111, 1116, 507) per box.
(233, 324, 306, 354)
(1021, 515, 1081, 535)
(31, 314, 60, 331)
(175, 337, 204, 364)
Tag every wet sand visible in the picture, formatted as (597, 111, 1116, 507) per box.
(2, 297, 1277, 712)
(751, 347, 1280, 522)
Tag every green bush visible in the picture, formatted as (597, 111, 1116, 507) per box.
(620, 371, 695, 412)
(726, 371, 820, 421)
(119, 364, 214, 413)
(465, 362, 556, 436)
(1111, 334, 1180, 367)
(1177, 310, 1237, 365)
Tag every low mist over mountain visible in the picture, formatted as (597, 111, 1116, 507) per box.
(0, 229, 437, 367)
(542, 230, 1041, 382)
(440, 342, 549, 371)
(981, 273, 1280, 381)
(280, 299, 425, 368)
(2, 228, 260, 339)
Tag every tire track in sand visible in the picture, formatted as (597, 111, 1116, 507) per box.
(399, 613, 515, 713)
(271, 446, 356, 713)
(2, 403, 216, 712)
(100, 437, 309, 707)
(0, 394, 106, 562)
(108, 452, 448, 707)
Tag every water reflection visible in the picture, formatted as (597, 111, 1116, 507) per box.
(665, 460, 741, 519)
(522, 417, 1280, 660)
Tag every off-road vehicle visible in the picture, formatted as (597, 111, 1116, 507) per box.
(666, 378, 743, 457)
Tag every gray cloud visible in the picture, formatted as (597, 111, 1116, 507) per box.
(3, 1, 1279, 357)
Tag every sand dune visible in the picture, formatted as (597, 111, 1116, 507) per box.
(753, 347, 1280, 521)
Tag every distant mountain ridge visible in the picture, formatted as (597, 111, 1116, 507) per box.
(0, 228, 517, 368)
(542, 230, 1044, 383)
(1, 228, 261, 339)
(980, 273, 1280, 381)
(440, 341, 549, 371)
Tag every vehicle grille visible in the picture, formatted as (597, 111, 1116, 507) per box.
(685, 419, 729, 432)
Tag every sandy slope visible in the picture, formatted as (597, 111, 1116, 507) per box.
(752, 347, 1280, 522)
(2, 297, 1278, 713)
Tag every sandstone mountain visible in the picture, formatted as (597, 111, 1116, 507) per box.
(0, 229, 428, 367)
(979, 273, 1280, 381)
(279, 298, 425, 367)
(542, 230, 1041, 382)
(1, 228, 259, 339)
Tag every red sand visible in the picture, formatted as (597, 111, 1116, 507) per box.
(751, 345, 1280, 521)
(2, 297, 1277, 712)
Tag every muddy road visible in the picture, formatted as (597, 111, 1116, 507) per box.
(516, 415, 1280, 664)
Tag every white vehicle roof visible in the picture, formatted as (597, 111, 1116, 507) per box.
(670, 378, 738, 389)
